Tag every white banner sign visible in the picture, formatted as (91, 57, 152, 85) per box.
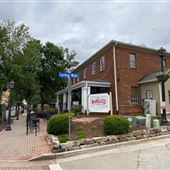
(88, 93, 110, 113)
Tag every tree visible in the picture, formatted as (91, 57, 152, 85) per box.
(38, 42, 79, 105)
(0, 20, 41, 107)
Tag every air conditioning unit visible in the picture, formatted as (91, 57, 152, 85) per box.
(144, 99, 156, 116)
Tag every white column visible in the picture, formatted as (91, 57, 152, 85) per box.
(56, 95, 59, 114)
(81, 87, 86, 113)
(81, 84, 91, 114)
(86, 85, 91, 116)
(63, 93, 67, 110)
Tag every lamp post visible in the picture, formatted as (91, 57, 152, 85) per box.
(158, 47, 168, 125)
(5, 80, 15, 131)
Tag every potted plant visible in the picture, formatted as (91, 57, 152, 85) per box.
(156, 72, 170, 82)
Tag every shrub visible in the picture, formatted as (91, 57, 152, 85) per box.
(47, 114, 69, 135)
(91, 125, 97, 131)
(76, 130, 87, 140)
(71, 105, 82, 113)
(58, 134, 69, 143)
(47, 108, 58, 115)
(104, 115, 130, 135)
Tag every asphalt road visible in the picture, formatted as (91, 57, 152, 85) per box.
(1, 135, 170, 170)
(56, 135, 170, 170)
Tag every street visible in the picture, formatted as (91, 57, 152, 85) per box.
(55, 135, 170, 170)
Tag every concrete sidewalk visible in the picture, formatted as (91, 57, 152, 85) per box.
(0, 113, 52, 161)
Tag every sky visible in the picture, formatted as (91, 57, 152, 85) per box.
(0, 0, 170, 62)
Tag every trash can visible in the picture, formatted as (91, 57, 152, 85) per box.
(153, 119, 160, 128)
(145, 114, 151, 128)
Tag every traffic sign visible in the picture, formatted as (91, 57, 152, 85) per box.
(59, 72, 71, 78)
(59, 72, 79, 78)
(70, 72, 79, 78)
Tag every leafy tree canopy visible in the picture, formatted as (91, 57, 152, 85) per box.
(0, 20, 79, 106)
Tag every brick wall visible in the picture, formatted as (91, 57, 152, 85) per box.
(116, 46, 170, 114)
(73, 43, 170, 115)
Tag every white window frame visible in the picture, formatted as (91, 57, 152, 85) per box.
(129, 53, 136, 68)
(83, 67, 87, 79)
(131, 87, 138, 105)
(100, 56, 105, 71)
(91, 61, 96, 75)
(146, 90, 153, 99)
(163, 59, 167, 70)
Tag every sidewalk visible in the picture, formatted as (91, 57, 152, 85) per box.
(0, 113, 52, 161)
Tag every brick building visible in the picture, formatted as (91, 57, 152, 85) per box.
(56, 40, 170, 115)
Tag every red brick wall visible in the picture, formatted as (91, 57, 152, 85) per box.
(74, 46, 116, 107)
(73, 44, 170, 115)
(116, 47, 169, 114)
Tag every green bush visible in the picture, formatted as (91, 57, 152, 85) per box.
(104, 115, 130, 135)
(47, 114, 69, 135)
(91, 125, 97, 131)
(76, 131, 87, 140)
(47, 108, 58, 115)
(71, 105, 82, 113)
(58, 134, 69, 143)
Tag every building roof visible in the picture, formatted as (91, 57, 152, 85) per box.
(138, 72, 159, 84)
(74, 40, 170, 71)
(138, 69, 170, 84)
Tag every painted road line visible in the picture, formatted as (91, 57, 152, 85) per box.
(49, 164, 62, 170)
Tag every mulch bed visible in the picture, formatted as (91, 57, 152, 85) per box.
(71, 115, 147, 139)
(71, 117, 104, 139)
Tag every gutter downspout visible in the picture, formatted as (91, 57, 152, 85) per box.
(113, 42, 119, 114)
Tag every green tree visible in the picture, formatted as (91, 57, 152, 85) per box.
(0, 20, 41, 106)
(38, 42, 79, 105)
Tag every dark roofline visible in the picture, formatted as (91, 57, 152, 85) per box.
(74, 40, 170, 71)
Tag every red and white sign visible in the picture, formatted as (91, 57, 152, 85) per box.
(88, 93, 110, 113)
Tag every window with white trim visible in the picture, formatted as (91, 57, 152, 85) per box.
(131, 87, 138, 104)
(83, 67, 87, 79)
(99, 56, 105, 71)
(91, 61, 96, 75)
(129, 53, 136, 68)
(163, 59, 167, 70)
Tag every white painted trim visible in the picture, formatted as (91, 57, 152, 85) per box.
(49, 164, 62, 170)
(138, 79, 157, 84)
(56, 80, 111, 95)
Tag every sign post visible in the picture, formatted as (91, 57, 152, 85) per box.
(59, 71, 79, 139)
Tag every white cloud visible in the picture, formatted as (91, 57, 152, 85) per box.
(0, 1, 170, 62)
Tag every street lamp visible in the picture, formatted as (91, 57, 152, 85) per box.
(158, 47, 168, 125)
(5, 80, 15, 131)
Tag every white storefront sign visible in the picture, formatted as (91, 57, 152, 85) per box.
(88, 93, 110, 113)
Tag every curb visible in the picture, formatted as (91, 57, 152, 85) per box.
(29, 133, 170, 161)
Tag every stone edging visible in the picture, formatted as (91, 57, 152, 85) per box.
(46, 126, 170, 153)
